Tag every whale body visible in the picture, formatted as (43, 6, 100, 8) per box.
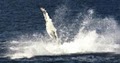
(40, 7, 58, 40)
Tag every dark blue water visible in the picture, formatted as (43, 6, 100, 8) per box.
(0, 0, 120, 63)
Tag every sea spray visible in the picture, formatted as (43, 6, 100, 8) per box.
(4, 6, 120, 59)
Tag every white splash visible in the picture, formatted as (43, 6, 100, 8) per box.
(5, 6, 120, 59)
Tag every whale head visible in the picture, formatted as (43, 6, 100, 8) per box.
(40, 7, 47, 13)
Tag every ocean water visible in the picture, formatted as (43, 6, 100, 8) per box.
(0, 0, 120, 63)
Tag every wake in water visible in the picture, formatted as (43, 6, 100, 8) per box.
(2, 5, 120, 59)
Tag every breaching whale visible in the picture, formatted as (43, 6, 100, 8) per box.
(40, 7, 58, 40)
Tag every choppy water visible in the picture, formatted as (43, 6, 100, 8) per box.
(0, 0, 120, 63)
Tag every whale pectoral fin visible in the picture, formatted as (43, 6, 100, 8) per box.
(54, 30, 58, 39)
(51, 30, 60, 44)
(49, 30, 57, 39)
(51, 31, 56, 38)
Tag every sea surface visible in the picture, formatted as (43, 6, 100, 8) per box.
(0, 0, 120, 63)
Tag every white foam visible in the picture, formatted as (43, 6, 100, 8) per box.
(5, 7, 120, 59)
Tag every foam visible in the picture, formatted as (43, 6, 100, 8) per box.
(5, 6, 120, 59)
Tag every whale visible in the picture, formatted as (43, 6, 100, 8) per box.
(40, 7, 58, 40)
